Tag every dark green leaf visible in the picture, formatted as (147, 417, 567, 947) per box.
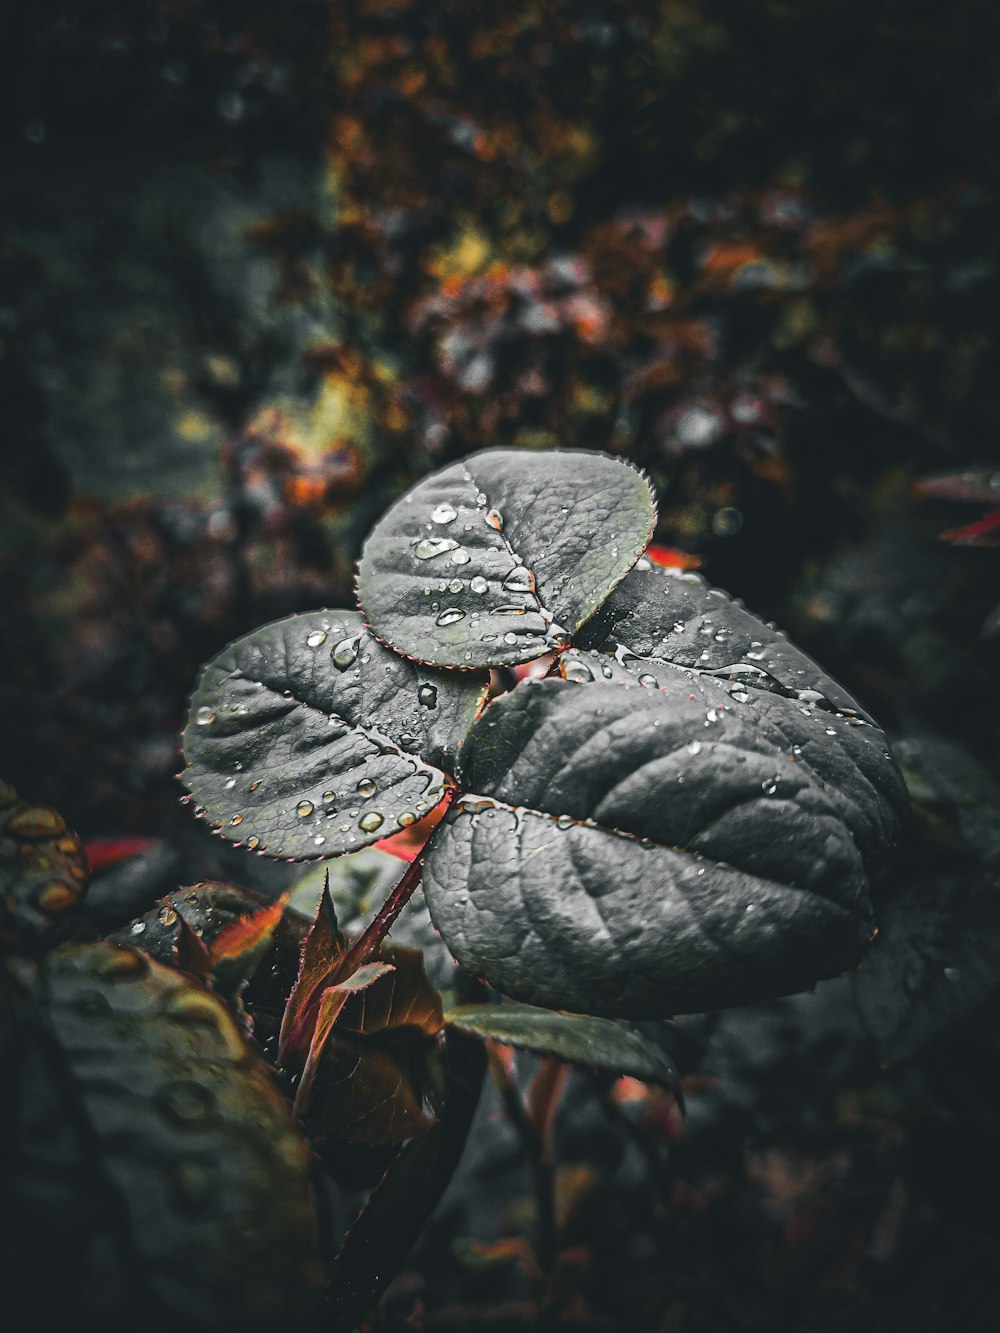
(566, 566, 909, 860)
(424, 678, 896, 1017)
(181, 609, 485, 860)
(4, 943, 319, 1329)
(444, 1003, 681, 1097)
(357, 448, 655, 668)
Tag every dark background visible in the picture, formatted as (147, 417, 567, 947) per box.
(2, 3, 1000, 1329)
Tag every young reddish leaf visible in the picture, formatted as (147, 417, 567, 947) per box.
(82, 836, 158, 872)
(293, 960, 396, 1112)
(296, 945, 445, 1145)
(208, 891, 291, 996)
(279, 874, 347, 1063)
(644, 544, 701, 570)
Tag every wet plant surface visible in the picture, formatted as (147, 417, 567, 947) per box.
(2, 4, 1000, 1331)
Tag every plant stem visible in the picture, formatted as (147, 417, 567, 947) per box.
(487, 1045, 558, 1274)
(338, 788, 456, 978)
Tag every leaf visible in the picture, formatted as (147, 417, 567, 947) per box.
(0, 781, 89, 946)
(279, 875, 347, 1062)
(853, 877, 1000, 1063)
(3, 943, 319, 1328)
(296, 944, 445, 1145)
(443, 1003, 682, 1099)
(566, 565, 909, 860)
(208, 891, 291, 998)
(181, 609, 486, 861)
(357, 447, 656, 668)
(293, 961, 397, 1109)
(324, 1027, 486, 1333)
(423, 677, 900, 1018)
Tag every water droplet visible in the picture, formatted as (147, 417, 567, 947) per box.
(601, 663, 614, 679)
(745, 902, 756, 913)
(296, 800, 314, 817)
(415, 536, 459, 560)
(195, 706, 215, 726)
(448, 578, 464, 593)
(638, 673, 659, 689)
(418, 684, 438, 708)
(797, 688, 825, 703)
(248, 780, 261, 792)
(436, 607, 466, 626)
(131, 920, 146, 935)
(635, 556, 652, 571)
(451, 547, 471, 565)
(686, 740, 703, 755)
(706, 709, 720, 723)
(359, 812, 384, 833)
(470, 576, 488, 594)
(503, 632, 518, 644)
(357, 777, 377, 798)
(475, 491, 488, 506)
(431, 503, 458, 524)
(159, 904, 178, 927)
(323, 791, 336, 804)
(397, 812, 417, 827)
(486, 508, 503, 530)
(762, 780, 779, 795)
(247, 835, 260, 850)
(332, 635, 361, 669)
(502, 566, 535, 594)
(563, 658, 594, 683)
(306, 629, 327, 648)
(672, 622, 685, 634)
(224, 777, 236, 790)
(825, 727, 837, 736)
(230, 814, 243, 825)
(729, 689, 751, 704)
(556, 813, 574, 830)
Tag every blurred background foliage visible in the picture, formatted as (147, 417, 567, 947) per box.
(2, 2, 1000, 1329)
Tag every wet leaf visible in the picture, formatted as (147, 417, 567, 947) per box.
(444, 1003, 682, 1098)
(181, 609, 481, 860)
(207, 891, 291, 999)
(357, 448, 655, 668)
(324, 1027, 486, 1333)
(0, 781, 89, 946)
(424, 678, 901, 1017)
(296, 944, 445, 1145)
(853, 878, 1000, 1063)
(3, 943, 319, 1329)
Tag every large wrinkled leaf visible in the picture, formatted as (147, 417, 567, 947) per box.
(444, 1003, 681, 1098)
(424, 678, 896, 1018)
(181, 609, 485, 860)
(566, 565, 909, 859)
(3, 943, 319, 1329)
(357, 448, 655, 668)
(853, 878, 1000, 1063)
(576, 564, 869, 715)
(0, 781, 89, 945)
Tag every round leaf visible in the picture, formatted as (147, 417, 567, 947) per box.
(357, 448, 656, 668)
(444, 1003, 681, 1095)
(4, 943, 319, 1328)
(424, 678, 893, 1018)
(181, 610, 486, 860)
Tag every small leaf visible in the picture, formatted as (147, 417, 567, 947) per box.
(357, 448, 655, 668)
(0, 781, 89, 945)
(297, 944, 445, 1145)
(181, 609, 484, 861)
(444, 1003, 682, 1099)
(4, 943, 320, 1327)
(279, 875, 347, 1062)
(424, 677, 902, 1017)
(294, 961, 397, 1110)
